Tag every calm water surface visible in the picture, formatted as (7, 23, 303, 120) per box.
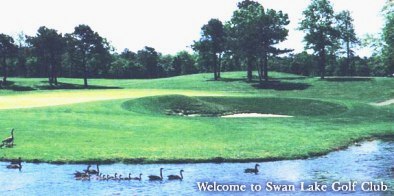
(1, 140, 393, 195)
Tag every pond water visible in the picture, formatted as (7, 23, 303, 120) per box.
(1, 140, 393, 195)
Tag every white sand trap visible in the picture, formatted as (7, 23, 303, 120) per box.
(221, 113, 293, 118)
(371, 99, 394, 106)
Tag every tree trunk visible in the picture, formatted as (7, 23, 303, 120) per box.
(346, 40, 351, 76)
(213, 53, 218, 80)
(257, 58, 263, 84)
(2, 57, 7, 84)
(263, 52, 268, 82)
(247, 57, 253, 82)
(52, 55, 58, 86)
(345, 17, 351, 76)
(320, 48, 326, 79)
(217, 53, 221, 79)
(49, 62, 54, 86)
(82, 57, 88, 88)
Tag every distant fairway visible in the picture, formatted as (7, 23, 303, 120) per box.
(0, 72, 393, 163)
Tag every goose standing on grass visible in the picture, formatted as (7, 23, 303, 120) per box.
(149, 168, 164, 181)
(131, 173, 143, 181)
(2, 129, 14, 147)
(168, 169, 184, 180)
(244, 164, 260, 174)
(6, 157, 22, 171)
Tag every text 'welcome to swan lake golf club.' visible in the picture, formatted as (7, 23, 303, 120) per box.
(196, 181, 389, 193)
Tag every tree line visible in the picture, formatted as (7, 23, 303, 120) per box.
(0, 0, 393, 87)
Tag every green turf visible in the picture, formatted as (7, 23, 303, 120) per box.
(0, 72, 393, 163)
(123, 95, 348, 116)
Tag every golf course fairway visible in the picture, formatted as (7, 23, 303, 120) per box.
(0, 72, 393, 163)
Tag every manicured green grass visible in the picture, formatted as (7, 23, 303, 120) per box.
(123, 95, 348, 116)
(0, 72, 393, 163)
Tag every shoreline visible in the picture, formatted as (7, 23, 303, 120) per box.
(2, 135, 393, 165)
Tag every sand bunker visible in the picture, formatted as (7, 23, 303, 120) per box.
(371, 99, 394, 106)
(221, 113, 293, 118)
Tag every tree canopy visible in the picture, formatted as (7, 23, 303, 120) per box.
(0, 34, 18, 84)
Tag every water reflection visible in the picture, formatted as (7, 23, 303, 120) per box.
(0, 140, 393, 195)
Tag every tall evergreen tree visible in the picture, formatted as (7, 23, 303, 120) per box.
(137, 46, 159, 78)
(382, 1, 394, 75)
(336, 10, 359, 75)
(193, 19, 225, 80)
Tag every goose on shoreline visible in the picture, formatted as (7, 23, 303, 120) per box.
(2, 129, 14, 147)
(6, 157, 22, 171)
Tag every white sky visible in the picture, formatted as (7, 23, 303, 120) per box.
(0, 0, 386, 56)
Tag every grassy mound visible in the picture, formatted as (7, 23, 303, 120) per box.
(122, 95, 231, 116)
(122, 95, 348, 117)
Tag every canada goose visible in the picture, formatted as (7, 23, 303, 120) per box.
(96, 173, 103, 180)
(148, 168, 164, 181)
(110, 173, 118, 180)
(74, 171, 86, 178)
(75, 173, 90, 180)
(244, 164, 260, 174)
(123, 173, 132, 180)
(87, 164, 99, 175)
(131, 173, 143, 181)
(11, 157, 22, 164)
(2, 129, 14, 147)
(6, 158, 22, 171)
(168, 169, 184, 180)
(83, 165, 91, 173)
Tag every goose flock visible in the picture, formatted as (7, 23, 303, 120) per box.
(72, 163, 258, 182)
(5, 157, 262, 179)
(73, 165, 184, 181)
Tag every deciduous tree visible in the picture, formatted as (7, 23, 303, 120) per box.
(27, 26, 65, 85)
(0, 34, 18, 84)
(299, 0, 340, 79)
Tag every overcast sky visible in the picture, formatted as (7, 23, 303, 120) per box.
(0, 0, 386, 56)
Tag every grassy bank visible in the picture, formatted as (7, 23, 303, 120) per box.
(0, 72, 393, 163)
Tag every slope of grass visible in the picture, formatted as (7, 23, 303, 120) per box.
(0, 71, 393, 163)
(122, 95, 348, 116)
(2, 72, 394, 103)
